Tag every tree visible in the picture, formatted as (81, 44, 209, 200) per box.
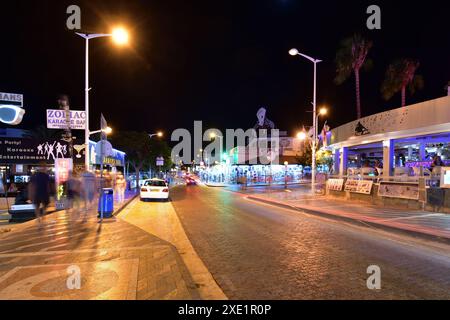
(335, 34, 373, 119)
(381, 58, 424, 107)
(112, 131, 152, 188)
(316, 149, 333, 173)
(296, 142, 312, 167)
(147, 139, 173, 176)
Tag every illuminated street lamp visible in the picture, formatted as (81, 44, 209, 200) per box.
(75, 26, 129, 171)
(315, 106, 328, 154)
(149, 131, 163, 138)
(89, 126, 113, 136)
(289, 48, 322, 193)
(296, 131, 307, 141)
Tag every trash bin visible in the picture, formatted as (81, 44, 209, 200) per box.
(98, 188, 114, 218)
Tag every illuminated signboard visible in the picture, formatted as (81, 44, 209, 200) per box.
(0, 92, 25, 125)
(46, 109, 86, 130)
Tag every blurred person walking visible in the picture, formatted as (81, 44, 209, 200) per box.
(81, 170, 97, 213)
(66, 171, 81, 216)
(115, 173, 126, 203)
(29, 166, 51, 224)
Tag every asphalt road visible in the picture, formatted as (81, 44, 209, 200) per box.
(170, 185, 450, 299)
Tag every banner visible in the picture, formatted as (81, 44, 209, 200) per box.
(345, 179, 373, 194)
(47, 109, 86, 130)
(378, 182, 419, 200)
(327, 178, 344, 191)
(0, 138, 71, 164)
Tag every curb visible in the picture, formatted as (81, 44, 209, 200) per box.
(113, 193, 139, 217)
(247, 196, 450, 245)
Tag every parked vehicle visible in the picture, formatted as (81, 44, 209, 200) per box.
(140, 179, 169, 201)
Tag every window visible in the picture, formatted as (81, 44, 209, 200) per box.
(144, 180, 166, 187)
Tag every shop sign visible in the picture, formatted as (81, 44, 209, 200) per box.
(0, 92, 23, 106)
(0, 138, 71, 164)
(327, 178, 344, 191)
(156, 156, 164, 166)
(345, 179, 373, 194)
(46, 109, 86, 130)
(378, 182, 419, 200)
(55, 158, 73, 187)
(0, 92, 25, 125)
(95, 140, 113, 157)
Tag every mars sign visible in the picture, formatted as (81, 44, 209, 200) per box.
(0, 92, 25, 125)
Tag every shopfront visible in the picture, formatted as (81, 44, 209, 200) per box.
(326, 95, 450, 212)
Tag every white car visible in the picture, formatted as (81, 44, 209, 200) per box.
(140, 179, 170, 201)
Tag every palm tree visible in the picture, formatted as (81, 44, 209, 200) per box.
(381, 59, 424, 107)
(335, 34, 373, 119)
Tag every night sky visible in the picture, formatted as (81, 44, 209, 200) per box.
(1, 0, 449, 141)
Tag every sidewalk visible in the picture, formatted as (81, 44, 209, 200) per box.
(233, 185, 450, 243)
(0, 191, 213, 300)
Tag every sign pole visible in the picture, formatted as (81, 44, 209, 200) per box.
(99, 113, 109, 222)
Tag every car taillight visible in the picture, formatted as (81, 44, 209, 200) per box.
(141, 188, 148, 192)
(162, 188, 169, 192)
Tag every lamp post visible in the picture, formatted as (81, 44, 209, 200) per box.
(149, 131, 163, 139)
(210, 132, 224, 162)
(289, 48, 322, 193)
(148, 132, 163, 178)
(76, 27, 129, 171)
(284, 161, 289, 189)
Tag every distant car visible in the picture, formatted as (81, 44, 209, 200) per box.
(140, 179, 170, 201)
(185, 177, 197, 186)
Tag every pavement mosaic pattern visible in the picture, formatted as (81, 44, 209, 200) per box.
(0, 208, 200, 300)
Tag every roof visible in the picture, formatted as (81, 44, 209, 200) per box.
(328, 96, 450, 149)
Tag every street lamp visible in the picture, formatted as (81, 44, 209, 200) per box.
(284, 161, 289, 189)
(289, 48, 322, 193)
(210, 132, 224, 162)
(89, 126, 113, 136)
(296, 131, 307, 141)
(315, 106, 328, 154)
(149, 131, 163, 139)
(76, 27, 129, 171)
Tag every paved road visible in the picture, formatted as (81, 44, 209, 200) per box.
(170, 185, 450, 299)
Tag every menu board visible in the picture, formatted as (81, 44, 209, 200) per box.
(345, 179, 373, 194)
(327, 178, 344, 191)
(378, 182, 419, 200)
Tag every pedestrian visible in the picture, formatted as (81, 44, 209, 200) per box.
(81, 170, 97, 213)
(66, 171, 81, 216)
(28, 165, 51, 224)
(431, 155, 444, 168)
(115, 172, 126, 203)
